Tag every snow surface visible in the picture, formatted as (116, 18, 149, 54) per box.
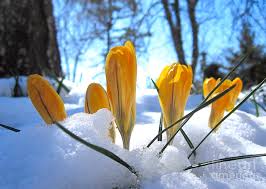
(1, 81, 266, 188)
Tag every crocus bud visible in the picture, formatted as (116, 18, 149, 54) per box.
(105, 41, 137, 150)
(85, 83, 116, 143)
(156, 63, 193, 143)
(27, 74, 67, 124)
(203, 77, 243, 130)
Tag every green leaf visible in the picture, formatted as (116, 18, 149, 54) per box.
(184, 153, 266, 171)
(252, 94, 260, 117)
(250, 99, 266, 112)
(158, 113, 163, 141)
(55, 121, 138, 176)
(151, 78, 159, 93)
(0, 123, 20, 132)
(56, 77, 65, 94)
(43, 68, 70, 93)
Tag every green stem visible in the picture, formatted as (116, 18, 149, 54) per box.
(250, 99, 266, 112)
(252, 94, 260, 117)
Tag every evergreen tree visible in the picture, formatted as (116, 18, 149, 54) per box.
(227, 23, 266, 88)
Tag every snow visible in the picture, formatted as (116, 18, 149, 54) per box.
(0, 77, 73, 97)
(0, 77, 27, 96)
(1, 80, 266, 188)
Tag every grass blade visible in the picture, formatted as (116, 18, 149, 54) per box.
(53, 76, 70, 93)
(158, 113, 163, 141)
(179, 128, 196, 155)
(252, 94, 260, 117)
(250, 99, 266, 112)
(55, 121, 137, 176)
(188, 78, 266, 159)
(0, 123, 20, 132)
(147, 84, 236, 148)
(150, 78, 195, 151)
(159, 114, 196, 155)
(151, 78, 159, 93)
(184, 153, 266, 171)
(56, 77, 65, 94)
(43, 68, 70, 93)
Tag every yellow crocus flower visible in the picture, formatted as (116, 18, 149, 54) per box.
(27, 74, 67, 124)
(105, 41, 137, 150)
(203, 77, 243, 130)
(84, 83, 116, 143)
(203, 77, 216, 98)
(156, 63, 193, 143)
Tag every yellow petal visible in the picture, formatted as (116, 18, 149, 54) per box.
(226, 77, 243, 111)
(207, 77, 243, 130)
(85, 83, 110, 114)
(84, 83, 116, 143)
(27, 74, 67, 124)
(124, 40, 135, 54)
(105, 41, 137, 149)
(208, 106, 225, 131)
(203, 77, 216, 98)
(156, 63, 193, 141)
(211, 79, 232, 113)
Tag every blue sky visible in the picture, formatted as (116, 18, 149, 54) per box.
(53, 0, 265, 88)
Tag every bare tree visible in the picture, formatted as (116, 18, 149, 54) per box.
(187, 0, 199, 73)
(228, 0, 266, 36)
(56, 0, 157, 82)
(161, 0, 186, 65)
(161, 0, 199, 78)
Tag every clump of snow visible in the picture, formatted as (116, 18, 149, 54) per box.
(0, 110, 136, 188)
(0, 108, 206, 188)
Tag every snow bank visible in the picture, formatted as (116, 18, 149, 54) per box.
(1, 106, 266, 188)
(1, 84, 266, 188)
(0, 109, 201, 188)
